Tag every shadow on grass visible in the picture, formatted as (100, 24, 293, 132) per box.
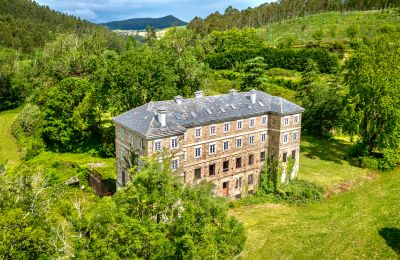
(301, 135, 352, 164)
(379, 227, 400, 254)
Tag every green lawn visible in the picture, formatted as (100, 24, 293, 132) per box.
(232, 136, 400, 259)
(0, 108, 21, 168)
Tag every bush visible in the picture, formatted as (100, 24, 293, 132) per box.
(360, 156, 379, 171)
(278, 179, 324, 203)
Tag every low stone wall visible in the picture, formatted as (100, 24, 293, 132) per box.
(88, 169, 115, 196)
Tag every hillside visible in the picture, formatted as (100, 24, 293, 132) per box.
(188, 0, 400, 35)
(258, 9, 400, 46)
(102, 15, 187, 30)
(0, 0, 116, 53)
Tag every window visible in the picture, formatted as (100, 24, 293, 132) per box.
(294, 114, 299, 125)
(249, 118, 256, 128)
(209, 143, 216, 155)
(236, 138, 243, 148)
(237, 120, 243, 130)
(293, 131, 299, 142)
(261, 132, 267, 143)
(248, 174, 254, 185)
(139, 139, 144, 150)
(236, 157, 242, 168)
(292, 150, 296, 159)
(283, 133, 289, 144)
(223, 140, 229, 151)
(171, 158, 179, 170)
(235, 177, 242, 189)
(235, 194, 241, 199)
(262, 116, 268, 125)
(249, 135, 255, 145)
(183, 149, 187, 161)
(210, 125, 216, 136)
(223, 122, 230, 133)
(260, 151, 266, 162)
(194, 168, 201, 180)
(223, 181, 229, 189)
(120, 148, 125, 160)
(283, 116, 290, 126)
(183, 132, 187, 141)
(153, 140, 162, 152)
(195, 127, 202, 138)
(248, 190, 254, 195)
(223, 160, 229, 172)
(170, 137, 179, 149)
(209, 164, 216, 176)
(194, 146, 202, 158)
(248, 154, 254, 165)
(283, 152, 287, 163)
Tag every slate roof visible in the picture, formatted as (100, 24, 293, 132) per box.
(112, 90, 304, 139)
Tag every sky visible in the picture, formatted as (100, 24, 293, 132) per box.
(35, 0, 268, 23)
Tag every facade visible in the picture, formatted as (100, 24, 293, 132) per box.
(112, 90, 304, 198)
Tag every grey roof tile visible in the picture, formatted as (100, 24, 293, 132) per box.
(113, 90, 304, 139)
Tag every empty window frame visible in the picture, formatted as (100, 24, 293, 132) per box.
(223, 160, 229, 172)
(283, 152, 288, 163)
(248, 174, 254, 185)
(260, 151, 266, 162)
(236, 157, 242, 168)
(194, 168, 201, 180)
(209, 164, 216, 176)
(248, 154, 254, 165)
(292, 150, 296, 159)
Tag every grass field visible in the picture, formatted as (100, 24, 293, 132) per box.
(232, 136, 400, 259)
(258, 9, 400, 46)
(0, 108, 21, 168)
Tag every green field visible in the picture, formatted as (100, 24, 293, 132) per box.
(0, 108, 21, 168)
(232, 136, 400, 259)
(258, 9, 400, 46)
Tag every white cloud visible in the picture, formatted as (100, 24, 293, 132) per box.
(64, 8, 98, 21)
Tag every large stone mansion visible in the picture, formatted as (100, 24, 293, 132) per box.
(112, 89, 304, 198)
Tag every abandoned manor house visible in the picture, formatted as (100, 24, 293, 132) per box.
(113, 89, 304, 198)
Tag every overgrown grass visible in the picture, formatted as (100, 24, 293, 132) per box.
(231, 135, 400, 258)
(257, 9, 400, 46)
(0, 108, 21, 168)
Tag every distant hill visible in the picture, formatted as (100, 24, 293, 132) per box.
(102, 15, 187, 30)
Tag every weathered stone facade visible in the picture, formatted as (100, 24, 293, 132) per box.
(113, 90, 303, 198)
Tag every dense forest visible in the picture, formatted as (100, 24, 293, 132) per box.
(102, 15, 187, 30)
(1, 0, 400, 258)
(188, 0, 400, 34)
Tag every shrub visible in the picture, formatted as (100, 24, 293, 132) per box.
(360, 156, 379, 171)
(279, 179, 324, 203)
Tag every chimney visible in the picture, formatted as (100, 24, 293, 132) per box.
(157, 107, 167, 127)
(174, 95, 183, 105)
(250, 89, 257, 104)
(230, 89, 238, 95)
(194, 90, 204, 99)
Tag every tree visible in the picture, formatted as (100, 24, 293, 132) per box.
(240, 57, 267, 91)
(343, 33, 400, 169)
(71, 156, 246, 258)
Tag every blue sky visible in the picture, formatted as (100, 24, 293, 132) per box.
(35, 0, 268, 23)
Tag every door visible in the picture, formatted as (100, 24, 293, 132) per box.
(223, 181, 229, 196)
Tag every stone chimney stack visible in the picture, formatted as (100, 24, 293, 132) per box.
(157, 107, 167, 127)
(250, 89, 257, 104)
(194, 90, 204, 99)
